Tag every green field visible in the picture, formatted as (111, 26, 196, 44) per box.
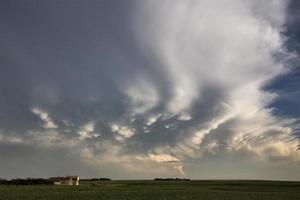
(1, 180, 300, 200)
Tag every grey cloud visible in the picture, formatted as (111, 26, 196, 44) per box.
(0, 0, 299, 179)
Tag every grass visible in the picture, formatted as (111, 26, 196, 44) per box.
(0, 180, 300, 200)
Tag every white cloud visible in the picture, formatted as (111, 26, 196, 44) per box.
(111, 123, 135, 138)
(78, 122, 95, 140)
(111, 124, 120, 132)
(149, 153, 180, 163)
(31, 107, 58, 129)
(148, 153, 184, 175)
(134, 0, 287, 114)
(126, 78, 159, 115)
(132, 0, 299, 168)
(146, 114, 161, 126)
(178, 114, 192, 121)
(117, 127, 135, 138)
(0, 133, 23, 144)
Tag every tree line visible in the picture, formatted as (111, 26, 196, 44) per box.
(0, 178, 52, 185)
(154, 178, 191, 181)
(82, 178, 111, 181)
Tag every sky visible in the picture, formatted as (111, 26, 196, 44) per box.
(0, 0, 300, 180)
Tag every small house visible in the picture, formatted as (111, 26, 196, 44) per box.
(49, 176, 79, 186)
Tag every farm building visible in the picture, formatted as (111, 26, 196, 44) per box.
(49, 176, 79, 186)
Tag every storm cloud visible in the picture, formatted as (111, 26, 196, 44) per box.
(0, 0, 300, 180)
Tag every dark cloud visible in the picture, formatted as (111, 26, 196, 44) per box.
(0, 0, 299, 179)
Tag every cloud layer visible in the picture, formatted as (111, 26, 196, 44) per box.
(0, 0, 299, 180)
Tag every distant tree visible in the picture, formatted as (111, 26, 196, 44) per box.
(90, 178, 111, 181)
(154, 178, 191, 181)
(0, 178, 52, 185)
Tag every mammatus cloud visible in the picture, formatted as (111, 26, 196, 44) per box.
(0, 0, 299, 179)
(31, 108, 58, 129)
(125, 78, 160, 115)
(111, 123, 135, 140)
(78, 122, 98, 140)
(131, 0, 300, 171)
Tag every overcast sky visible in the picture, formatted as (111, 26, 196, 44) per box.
(0, 0, 300, 180)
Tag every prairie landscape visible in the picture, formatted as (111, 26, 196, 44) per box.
(1, 1, 300, 199)
(1, 180, 300, 200)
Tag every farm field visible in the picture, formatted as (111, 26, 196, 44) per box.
(0, 180, 300, 200)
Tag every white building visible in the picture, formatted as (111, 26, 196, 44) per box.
(49, 176, 79, 186)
